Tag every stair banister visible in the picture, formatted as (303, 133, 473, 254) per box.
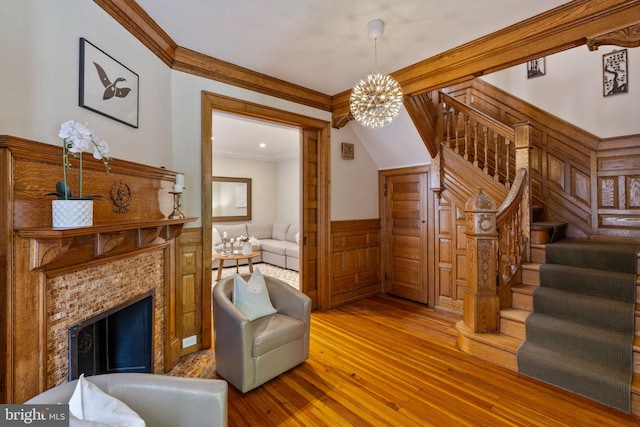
(461, 119, 533, 329)
(439, 92, 517, 189)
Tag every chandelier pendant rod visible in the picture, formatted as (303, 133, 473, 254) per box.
(374, 37, 378, 73)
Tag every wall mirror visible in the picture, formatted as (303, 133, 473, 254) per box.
(212, 176, 252, 221)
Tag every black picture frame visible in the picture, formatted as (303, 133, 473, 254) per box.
(603, 49, 628, 97)
(527, 58, 545, 79)
(79, 38, 139, 128)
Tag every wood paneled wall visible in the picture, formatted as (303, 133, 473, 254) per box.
(330, 219, 381, 307)
(176, 228, 203, 356)
(447, 79, 640, 240)
(434, 195, 466, 314)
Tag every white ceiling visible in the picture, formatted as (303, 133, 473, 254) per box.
(212, 111, 300, 161)
(134, 0, 569, 164)
(135, 0, 568, 96)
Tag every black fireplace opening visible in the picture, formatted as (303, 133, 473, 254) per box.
(68, 291, 154, 380)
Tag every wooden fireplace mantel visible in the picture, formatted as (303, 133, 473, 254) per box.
(17, 218, 196, 270)
(1, 136, 197, 403)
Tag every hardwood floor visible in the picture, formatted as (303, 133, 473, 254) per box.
(223, 295, 639, 426)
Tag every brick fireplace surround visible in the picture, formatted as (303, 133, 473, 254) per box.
(47, 251, 165, 386)
(0, 136, 195, 403)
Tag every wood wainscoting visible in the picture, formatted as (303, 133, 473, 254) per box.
(175, 227, 204, 355)
(330, 219, 382, 308)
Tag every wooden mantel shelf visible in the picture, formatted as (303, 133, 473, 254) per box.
(16, 217, 197, 270)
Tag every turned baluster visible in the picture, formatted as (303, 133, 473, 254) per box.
(483, 127, 489, 174)
(504, 140, 511, 189)
(493, 133, 500, 182)
(464, 114, 470, 161)
(443, 104, 450, 143)
(473, 121, 479, 168)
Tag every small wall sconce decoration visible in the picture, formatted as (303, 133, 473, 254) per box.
(527, 58, 545, 79)
(603, 49, 628, 97)
(341, 142, 354, 160)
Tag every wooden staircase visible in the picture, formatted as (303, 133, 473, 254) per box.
(457, 243, 640, 416)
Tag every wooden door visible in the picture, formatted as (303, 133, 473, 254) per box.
(383, 171, 429, 303)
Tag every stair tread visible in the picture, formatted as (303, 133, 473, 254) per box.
(511, 284, 536, 295)
(533, 288, 635, 331)
(526, 313, 633, 354)
(500, 308, 529, 323)
(632, 375, 640, 394)
(521, 263, 541, 271)
(456, 321, 522, 353)
(519, 342, 631, 382)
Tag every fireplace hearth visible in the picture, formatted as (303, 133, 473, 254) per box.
(69, 291, 154, 380)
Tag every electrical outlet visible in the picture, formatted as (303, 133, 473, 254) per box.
(182, 335, 197, 348)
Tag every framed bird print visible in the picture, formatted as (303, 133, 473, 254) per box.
(79, 38, 139, 128)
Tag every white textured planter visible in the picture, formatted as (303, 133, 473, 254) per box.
(52, 199, 94, 228)
(242, 242, 253, 256)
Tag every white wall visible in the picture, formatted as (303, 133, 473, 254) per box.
(170, 71, 336, 226)
(276, 156, 300, 225)
(331, 124, 380, 220)
(481, 46, 640, 138)
(0, 0, 395, 225)
(349, 108, 432, 170)
(212, 155, 278, 226)
(0, 0, 173, 168)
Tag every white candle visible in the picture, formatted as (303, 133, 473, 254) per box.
(173, 174, 184, 193)
(223, 231, 227, 239)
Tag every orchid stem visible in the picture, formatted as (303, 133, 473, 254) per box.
(78, 152, 83, 199)
(63, 141, 69, 199)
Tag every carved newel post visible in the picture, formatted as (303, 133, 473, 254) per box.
(464, 188, 500, 333)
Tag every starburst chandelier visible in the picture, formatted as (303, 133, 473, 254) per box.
(350, 19, 403, 129)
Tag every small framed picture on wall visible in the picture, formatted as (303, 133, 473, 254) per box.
(603, 49, 628, 97)
(527, 58, 545, 79)
(341, 142, 354, 160)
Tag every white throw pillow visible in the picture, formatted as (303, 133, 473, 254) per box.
(69, 413, 112, 427)
(68, 375, 145, 427)
(272, 223, 290, 241)
(212, 227, 222, 246)
(233, 268, 276, 321)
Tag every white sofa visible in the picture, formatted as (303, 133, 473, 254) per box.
(213, 223, 300, 271)
(26, 373, 228, 427)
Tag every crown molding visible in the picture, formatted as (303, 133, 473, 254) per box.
(95, 1, 640, 126)
(587, 22, 640, 51)
(93, 0, 332, 112)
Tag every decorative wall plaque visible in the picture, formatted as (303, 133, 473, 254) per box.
(110, 181, 131, 213)
(603, 49, 628, 97)
(341, 142, 354, 160)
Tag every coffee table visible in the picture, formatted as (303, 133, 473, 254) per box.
(213, 251, 260, 281)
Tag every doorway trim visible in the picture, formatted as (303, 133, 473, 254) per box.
(201, 91, 331, 347)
